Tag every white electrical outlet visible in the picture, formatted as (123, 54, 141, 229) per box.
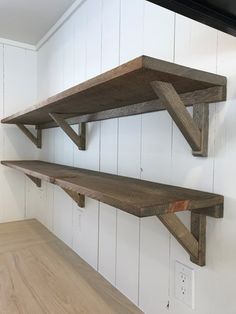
(175, 261, 195, 309)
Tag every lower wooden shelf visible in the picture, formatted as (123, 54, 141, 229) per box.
(1, 160, 224, 266)
(0, 219, 142, 313)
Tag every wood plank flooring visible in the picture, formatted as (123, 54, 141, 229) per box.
(0, 219, 142, 314)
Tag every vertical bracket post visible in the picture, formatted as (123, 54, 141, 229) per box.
(190, 213, 206, 266)
(17, 124, 42, 148)
(192, 103, 209, 157)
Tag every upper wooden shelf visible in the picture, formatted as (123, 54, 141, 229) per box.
(1, 56, 227, 155)
(2, 55, 226, 126)
(2, 160, 224, 266)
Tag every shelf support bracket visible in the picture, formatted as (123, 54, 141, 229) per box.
(26, 174, 42, 188)
(17, 124, 42, 149)
(157, 205, 223, 266)
(62, 188, 85, 208)
(158, 213, 200, 264)
(151, 81, 209, 156)
(49, 113, 86, 150)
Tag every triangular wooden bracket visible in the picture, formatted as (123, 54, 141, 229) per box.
(62, 188, 85, 208)
(26, 174, 42, 188)
(49, 113, 86, 150)
(157, 205, 223, 266)
(151, 81, 209, 157)
(17, 124, 42, 149)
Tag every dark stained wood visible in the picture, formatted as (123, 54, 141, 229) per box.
(190, 213, 206, 266)
(49, 113, 86, 150)
(151, 81, 202, 152)
(62, 188, 85, 208)
(36, 86, 226, 130)
(2, 56, 226, 126)
(158, 213, 199, 260)
(192, 204, 224, 218)
(192, 103, 209, 157)
(1, 160, 224, 218)
(17, 124, 42, 148)
(26, 174, 41, 188)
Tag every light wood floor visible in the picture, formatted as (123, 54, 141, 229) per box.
(0, 219, 142, 314)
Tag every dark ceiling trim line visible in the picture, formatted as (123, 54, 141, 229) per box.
(148, 0, 236, 37)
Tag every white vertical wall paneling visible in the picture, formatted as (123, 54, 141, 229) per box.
(212, 32, 236, 314)
(2, 45, 37, 223)
(117, 2, 145, 299)
(37, 41, 50, 101)
(47, 31, 63, 97)
(143, 1, 174, 61)
(98, 0, 120, 285)
(116, 115, 141, 304)
(34, 128, 55, 230)
(73, 0, 102, 269)
(101, 0, 120, 73)
(62, 18, 75, 90)
(138, 3, 175, 313)
(99, 120, 118, 283)
(169, 16, 218, 314)
(52, 17, 75, 248)
(74, 1, 87, 85)
(86, 0, 102, 80)
(120, 0, 143, 63)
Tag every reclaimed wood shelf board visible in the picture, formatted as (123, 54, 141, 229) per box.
(1, 160, 223, 217)
(1, 55, 226, 126)
(1, 160, 224, 266)
(0, 219, 142, 313)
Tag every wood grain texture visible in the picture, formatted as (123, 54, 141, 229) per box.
(192, 103, 209, 156)
(0, 219, 142, 313)
(2, 55, 226, 126)
(62, 187, 85, 208)
(151, 81, 202, 152)
(1, 160, 224, 218)
(49, 113, 86, 150)
(190, 213, 206, 266)
(26, 174, 42, 188)
(158, 213, 199, 259)
(17, 124, 42, 148)
(36, 86, 226, 130)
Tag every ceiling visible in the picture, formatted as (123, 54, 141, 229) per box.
(149, 0, 236, 37)
(0, 0, 76, 45)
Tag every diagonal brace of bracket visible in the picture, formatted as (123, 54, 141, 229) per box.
(158, 213, 200, 262)
(49, 113, 86, 150)
(157, 206, 223, 266)
(26, 174, 42, 188)
(151, 81, 209, 157)
(17, 124, 42, 148)
(62, 188, 85, 208)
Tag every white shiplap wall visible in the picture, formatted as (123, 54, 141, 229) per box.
(0, 43, 37, 223)
(4, 0, 233, 313)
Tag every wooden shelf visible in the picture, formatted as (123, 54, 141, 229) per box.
(2, 160, 224, 266)
(1, 55, 227, 155)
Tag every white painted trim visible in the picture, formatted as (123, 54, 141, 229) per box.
(0, 37, 36, 51)
(36, 0, 85, 50)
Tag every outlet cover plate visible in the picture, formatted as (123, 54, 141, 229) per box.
(175, 261, 195, 309)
